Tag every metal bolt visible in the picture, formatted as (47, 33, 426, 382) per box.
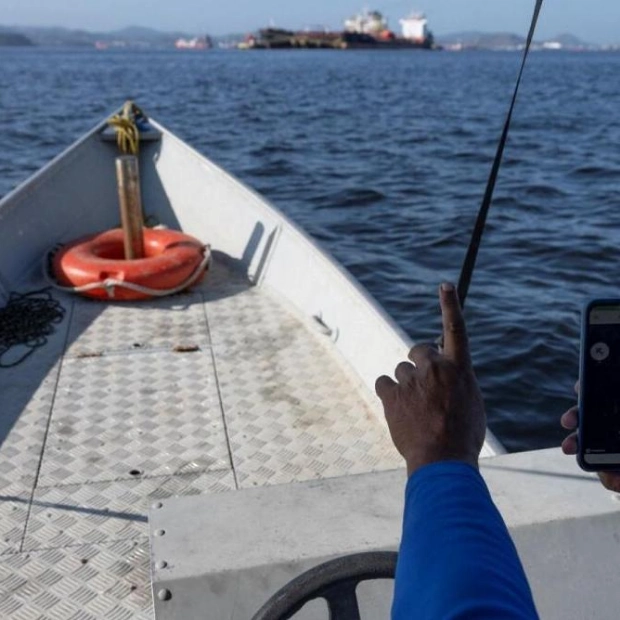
(152, 501, 163, 510)
(157, 588, 172, 602)
(155, 529, 166, 537)
(155, 560, 168, 570)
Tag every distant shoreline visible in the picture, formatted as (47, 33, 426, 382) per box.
(3, 45, 620, 54)
(0, 33, 33, 46)
(0, 24, 620, 52)
(0, 24, 617, 52)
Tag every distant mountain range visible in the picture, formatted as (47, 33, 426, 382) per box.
(436, 31, 597, 50)
(0, 25, 240, 48)
(0, 24, 608, 51)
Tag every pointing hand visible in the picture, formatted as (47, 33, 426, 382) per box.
(375, 282, 486, 476)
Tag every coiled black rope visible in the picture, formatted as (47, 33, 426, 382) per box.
(0, 288, 65, 368)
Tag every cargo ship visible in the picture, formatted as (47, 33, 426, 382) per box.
(240, 9, 437, 50)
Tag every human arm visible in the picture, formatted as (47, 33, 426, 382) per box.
(375, 282, 538, 619)
(394, 461, 537, 619)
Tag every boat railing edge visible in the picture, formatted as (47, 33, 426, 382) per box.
(150, 118, 505, 458)
(149, 119, 413, 348)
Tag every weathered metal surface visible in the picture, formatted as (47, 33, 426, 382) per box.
(150, 448, 620, 620)
(0, 365, 59, 490)
(23, 470, 235, 551)
(65, 293, 209, 358)
(149, 469, 404, 620)
(0, 540, 153, 619)
(0, 486, 32, 556)
(38, 350, 228, 487)
(0, 310, 68, 556)
(0, 255, 407, 618)
(207, 288, 401, 488)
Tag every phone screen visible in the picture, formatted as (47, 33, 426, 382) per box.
(581, 303, 620, 467)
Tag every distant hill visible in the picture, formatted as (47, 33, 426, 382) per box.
(104, 25, 193, 45)
(10, 26, 105, 47)
(0, 24, 212, 48)
(110, 26, 175, 39)
(0, 31, 33, 46)
(550, 33, 593, 48)
(437, 30, 595, 50)
(0, 24, 598, 51)
(16, 25, 180, 47)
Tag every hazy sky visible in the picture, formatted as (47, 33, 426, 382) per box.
(2, 0, 620, 44)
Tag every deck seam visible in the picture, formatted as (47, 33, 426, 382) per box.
(201, 293, 240, 490)
(19, 299, 75, 553)
(6, 535, 149, 556)
(32, 466, 235, 490)
(65, 343, 213, 360)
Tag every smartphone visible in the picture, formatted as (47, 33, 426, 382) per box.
(578, 299, 620, 471)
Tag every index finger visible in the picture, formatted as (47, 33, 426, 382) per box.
(439, 282, 471, 366)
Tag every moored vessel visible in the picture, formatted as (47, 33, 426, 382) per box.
(242, 9, 437, 50)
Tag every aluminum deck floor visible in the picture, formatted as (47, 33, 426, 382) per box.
(0, 256, 402, 619)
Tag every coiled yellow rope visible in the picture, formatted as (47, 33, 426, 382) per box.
(107, 101, 148, 155)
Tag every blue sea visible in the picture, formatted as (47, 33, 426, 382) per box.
(2, 47, 620, 452)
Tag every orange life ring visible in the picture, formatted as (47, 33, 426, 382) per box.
(52, 228, 209, 301)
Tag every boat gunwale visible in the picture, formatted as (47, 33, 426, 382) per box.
(152, 120, 504, 456)
(0, 111, 505, 457)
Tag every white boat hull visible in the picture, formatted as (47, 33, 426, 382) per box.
(0, 114, 507, 619)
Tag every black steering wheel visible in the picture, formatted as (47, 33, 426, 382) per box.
(251, 551, 398, 620)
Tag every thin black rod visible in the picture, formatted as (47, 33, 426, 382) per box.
(456, 0, 544, 309)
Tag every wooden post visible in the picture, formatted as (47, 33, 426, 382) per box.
(115, 155, 145, 260)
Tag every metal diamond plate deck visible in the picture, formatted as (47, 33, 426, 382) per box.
(24, 470, 235, 551)
(65, 293, 209, 358)
(0, 254, 402, 618)
(0, 310, 67, 491)
(0, 540, 152, 619)
(207, 287, 402, 488)
(0, 367, 58, 490)
(0, 301, 69, 556)
(39, 350, 229, 486)
(0, 485, 32, 556)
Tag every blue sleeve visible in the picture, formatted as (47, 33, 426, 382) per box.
(392, 461, 538, 619)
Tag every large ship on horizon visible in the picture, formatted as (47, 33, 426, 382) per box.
(241, 9, 437, 50)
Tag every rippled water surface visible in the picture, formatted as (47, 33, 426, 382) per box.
(2, 47, 620, 452)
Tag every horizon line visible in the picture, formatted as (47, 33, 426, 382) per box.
(0, 22, 595, 40)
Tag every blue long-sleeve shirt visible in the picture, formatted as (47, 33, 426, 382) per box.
(392, 462, 539, 619)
